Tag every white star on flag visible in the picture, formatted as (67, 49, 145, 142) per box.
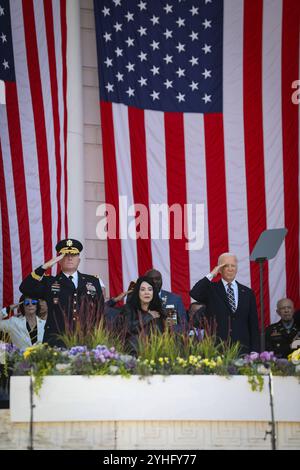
(150, 90, 160, 101)
(202, 93, 211, 103)
(176, 92, 185, 102)
(126, 87, 135, 97)
(202, 68, 212, 79)
(202, 44, 212, 54)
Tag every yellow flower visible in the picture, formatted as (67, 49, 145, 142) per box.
(23, 346, 37, 359)
(200, 358, 216, 368)
(216, 356, 223, 365)
(188, 355, 198, 365)
(288, 348, 300, 364)
(176, 357, 187, 367)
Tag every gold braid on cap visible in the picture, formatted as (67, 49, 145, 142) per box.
(59, 247, 80, 255)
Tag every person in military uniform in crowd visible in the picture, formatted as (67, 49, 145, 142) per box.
(19, 239, 104, 347)
(265, 298, 300, 358)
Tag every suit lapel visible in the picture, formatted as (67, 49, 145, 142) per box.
(236, 282, 246, 313)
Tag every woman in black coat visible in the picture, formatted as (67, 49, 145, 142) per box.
(120, 276, 165, 355)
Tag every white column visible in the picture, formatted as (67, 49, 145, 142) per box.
(66, 0, 85, 268)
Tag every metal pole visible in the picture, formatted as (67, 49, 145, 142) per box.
(268, 370, 277, 450)
(27, 369, 34, 450)
(258, 258, 265, 352)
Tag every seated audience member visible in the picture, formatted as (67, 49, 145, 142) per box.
(1, 301, 21, 319)
(119, 276, 165, 355)
(0, 295, 46, 349)
(265, 298, 300, 358)
(144, 269, 187, 326)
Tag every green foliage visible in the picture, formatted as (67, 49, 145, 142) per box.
(2, 333, 300, 396)
(22, 343, 65, 394)
(136, 327, 183, 363)
(59, 317, 125, 353)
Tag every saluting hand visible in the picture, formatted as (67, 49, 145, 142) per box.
(42, 253, 65, 270)
(210, 263, 226, 278)
(112, 288, 134, 303)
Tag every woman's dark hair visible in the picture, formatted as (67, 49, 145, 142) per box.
(18, 294, 40, 317)
(127, 276, 164, 315)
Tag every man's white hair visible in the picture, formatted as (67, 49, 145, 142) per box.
(218, 252, 238, 265)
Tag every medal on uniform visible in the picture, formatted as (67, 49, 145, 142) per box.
(86, 282, 96, 296)
(51, 282, 61, 293)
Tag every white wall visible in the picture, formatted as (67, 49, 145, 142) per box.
(80, 0, 109, 294)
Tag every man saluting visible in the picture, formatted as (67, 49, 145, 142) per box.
(20, 239, 104, 347)
(190, 252, 259, 354)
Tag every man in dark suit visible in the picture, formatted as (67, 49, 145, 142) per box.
(20, 239, 103, 347)
(190, 252, 259, 354)
(145, 269, 187, 326)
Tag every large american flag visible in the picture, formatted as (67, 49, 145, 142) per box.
(0, 0, 68, 307)
(94, 0, 300, 326)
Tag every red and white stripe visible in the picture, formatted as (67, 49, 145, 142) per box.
(99, 0, 299, 325)
(0, 0, 67, 307)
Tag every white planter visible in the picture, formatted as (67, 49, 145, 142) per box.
(10, 375, 300, 423)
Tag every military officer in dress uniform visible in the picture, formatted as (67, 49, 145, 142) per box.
(19, 239, 104, 347)
(265, 298, 300, 358)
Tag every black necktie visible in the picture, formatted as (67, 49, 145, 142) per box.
(68, 275, 75, 288)
(226, 283, 236, 312)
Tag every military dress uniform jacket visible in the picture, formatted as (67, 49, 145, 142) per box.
(265, 320, 300, 358)
(20, 267, 103, 347)
(190, 277, 260, 354)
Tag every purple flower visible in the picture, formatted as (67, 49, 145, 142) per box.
(0, 343, 19, 353)
(227, 365, 238, 375)
(243, 352, 259, 363)
(69, 346, 88, 356)
(259, 351, 276, 362)
(249, 352, 260, 361)
(276, 358, 289, 365)
(13, 361, 31, 374)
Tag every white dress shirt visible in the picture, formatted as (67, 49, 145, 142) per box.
(222, 278, 239, 309)
(62, 271, 78, 288)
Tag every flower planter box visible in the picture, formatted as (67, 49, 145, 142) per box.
(10, 375, 300, 423)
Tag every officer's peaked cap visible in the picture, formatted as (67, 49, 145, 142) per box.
(56, 239, 83, 255)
